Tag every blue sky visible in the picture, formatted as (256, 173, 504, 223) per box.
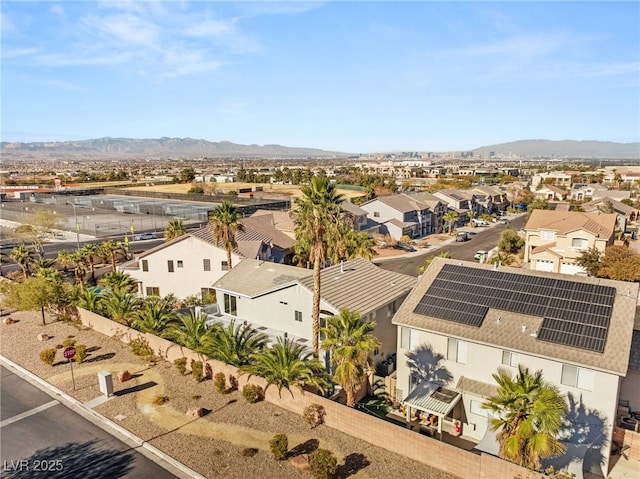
(2, 1, 639, 153)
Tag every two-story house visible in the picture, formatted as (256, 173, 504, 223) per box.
(118, 225, 273, 300)
(211, 257, 416, 367)
(533, 185, 567, 202)
(471, 185, 509, 213)
(571, 184, 631, 202)
(433, 189, 477, 225)
(340, 200, 380, 235)
(392, 257, 638, 478)
(524, 210, 616, 275)
(359, 194, 431, 239)
(581, 197, 639, 235)
(405, 191, 448, 234)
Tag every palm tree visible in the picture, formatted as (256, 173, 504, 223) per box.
(70, 250, 90, 286)
(482, 365, 567, 470)
(81, 243, 101, 283)
(56, 250, 73, 275)
(74, 286, 103, 314)
(98, 271, 137, 293)
(131, 296, 178, 336)
(100, 288, 142, 326)
(418, 251, 452, 275)
(11, 244, 34, 279)
(321, 309, 381, 407)
(467, 210, 476, 228)
(240, 337, 330, 397)
(202, 319, 268, 367)
(165, 310, 213, 353)
(209, 200, 244, 270)
(100, 240, 128, 272)
(164, 219, 187, 241)
(293, 176, 345, 358)
(443, 211, 459, 235)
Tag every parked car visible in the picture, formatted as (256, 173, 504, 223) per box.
(455, 232, 469, 242)
(134, 232, 156, 241)
(396, 241, 416, 252)
(474, 250, 488, 261)
(471, 218, 488, 226)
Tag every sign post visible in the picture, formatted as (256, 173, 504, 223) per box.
(63, 346, 77, 390)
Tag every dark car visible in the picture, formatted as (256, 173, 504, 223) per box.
(396, 241, 416, 252)
(455, 232, 469, 242)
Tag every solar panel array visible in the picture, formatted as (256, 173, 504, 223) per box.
(413, 264, 616, 353)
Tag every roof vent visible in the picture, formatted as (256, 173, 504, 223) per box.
(530, 331, 538, 338)
(496, 317, 501, 324)
(521, 325, 527, 333)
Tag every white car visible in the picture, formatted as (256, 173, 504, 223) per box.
(471, 218, 488, 226)
(134, 232, 156, 241)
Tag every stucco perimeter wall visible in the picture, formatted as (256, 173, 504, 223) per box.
(77, 308, 536, 479)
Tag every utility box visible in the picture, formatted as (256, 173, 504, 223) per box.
(98, 371, 113, 397)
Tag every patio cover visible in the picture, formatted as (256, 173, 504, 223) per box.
(403, 380, 461, 417)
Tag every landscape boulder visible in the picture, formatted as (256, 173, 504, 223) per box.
(187, 408, 206, 418)
(290, 454, 310, 471)
(37, 333, 49, 341)
(117, 370, 132, 383)
(3, 317, 16, 325)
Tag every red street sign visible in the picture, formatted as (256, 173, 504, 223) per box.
(63, 346, 76, 360)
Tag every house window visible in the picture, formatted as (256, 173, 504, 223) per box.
(387, 300, 397, 317)
(177, 260, 184, 268)
(400, 327, 411, 349)
(373, 211, 380, 218)
(203, 259, 211, 271)
(223, 293, 237, 316)
(470, 399, 490, 417)
(168, 260, 174, 272)
(221, 261, 229, 271)
(142, 259, 148, 272)
(541, 230, 555, 241)
(561, 364, 594, 391)
(146, 287, 160, 296)
(571, 238, 589, 250)
(501, 351, 518, 367)
(447, 338, 467, 364)
(294, 311, 302, 322)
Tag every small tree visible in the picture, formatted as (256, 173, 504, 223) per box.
(174, 357, 187, 376)
(242, 384, 264, 403)
(269, 433, 288, 460)
(191, 360, 204, 382)
(576, 247, 602, 277)
(214, 372, 227, 394)
(498, 228, 524, 254)
(309, 449, 338, 479)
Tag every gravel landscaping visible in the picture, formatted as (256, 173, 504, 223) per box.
(1, 311, 459, 479)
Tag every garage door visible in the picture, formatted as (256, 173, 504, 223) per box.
(535, 259, 554, 272)
(560, 262, 585, 276)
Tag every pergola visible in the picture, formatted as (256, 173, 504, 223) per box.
(402, 380, 461, 440)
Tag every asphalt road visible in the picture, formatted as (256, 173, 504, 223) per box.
(375, 214, 528, 277)
(0, 365, 180, 479)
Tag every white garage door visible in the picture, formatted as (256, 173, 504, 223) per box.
(535, 259, 554, 272)
(560, 262, 585, 276)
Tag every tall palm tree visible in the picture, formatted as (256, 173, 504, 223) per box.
(443, 210, 459, 235)
(202, 319, 268, 367)
(293, 176, 345, 358)
(81, 243, 101, 283)
(467, 210, 476, 228)
(11, 244, 34, 279)
(56, 250, 73, 275)
(240, 337, 330, 397)
(482, 365, 567, 470)
(100, 240, 128, 272)
(164, 219, 187, 242)
(70, 250, 90, 286)
(165, 310, 213, 353)
(74, 286, 104, 314)
(98, 271, 137, 293)
(100, 288, 142, 326)
(131, 296, 178, 336)
(321, 308, 381, 407)
(209, 200, 244, 270)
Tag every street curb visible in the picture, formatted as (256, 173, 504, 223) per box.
(0, 355, 206, 479)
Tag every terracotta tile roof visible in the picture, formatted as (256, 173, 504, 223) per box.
(530, 242, 560, 255)
(582, 197, 635, 216)
(525, 210, 616, 238)
(393, 257, 638, 375)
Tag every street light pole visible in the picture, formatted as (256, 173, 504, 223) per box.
(68, 201, 80, 250)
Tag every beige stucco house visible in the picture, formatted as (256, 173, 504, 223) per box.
(524, 210, 616, 275)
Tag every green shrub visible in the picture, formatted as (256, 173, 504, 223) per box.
(39, 348, 57, 366)
(269, 433, 288, 461)
(242, 384, 264, 404)
(74, 344, 87, 364)
(62, 338, 76, 348)
(214, 372, 227, 394)
(152, 394, 169, 405)
(191, 360, 203, 382)
(309, 449, 337, 479)
(130, 337, 153, 358)
(174, 357, 187, 376)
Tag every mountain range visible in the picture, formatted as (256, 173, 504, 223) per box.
(1, 137, 638, 160)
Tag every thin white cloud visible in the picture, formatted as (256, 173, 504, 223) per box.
(185, 19, 238, 38)
(41, 79, 83, 92)
(50, 4, 65, 17)
(82, 13, 160, 48)
(461, 33, 571, 58)
(2, 47, 40, 59)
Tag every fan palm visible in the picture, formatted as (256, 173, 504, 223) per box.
(81, 243, 101, 283)
(98, 271, 137, 294)
(482, 365, 567, 470)
(100, 240, 128, 272)
(165, 310, 213, 353)
(293, 176, 345, 357)
(201, 319, 268, 367)
(131, 296, 178, 336)
(443, 211, 459, 235)
(164, 219, 187, 242)
(100, 288, 142, 326)
(240, 337, 330, 397)
(209, 201, 244, 270)
(321, 308, 380, 407)
(11, 244, 34, 279)
(75, 286, 104, 314)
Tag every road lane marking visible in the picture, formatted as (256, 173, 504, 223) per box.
(0, 400, 59, 428)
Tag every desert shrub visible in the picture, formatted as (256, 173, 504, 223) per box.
(62, 338, 76, 348)
(309, 449, 337, 479)
(229, 375, 239, 391)
(191, 360, 204, 382)
(214, 372, 227, 394)
(269, 434, 288, 461)
(240, 448, 258, 457)
(130, 337, 153, 359)
(174, 357, 187, 376)
(242, 383, 264, 404)
(400, 235, 412, 244)
(152, 394, 169, 405)
(56, 344, 64, 349)
(303, 404, 326, 428)
(74, 344, 87, 364)
(39, 348, 57, 366)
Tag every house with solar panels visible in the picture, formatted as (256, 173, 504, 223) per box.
(391, 257, 639, 478)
